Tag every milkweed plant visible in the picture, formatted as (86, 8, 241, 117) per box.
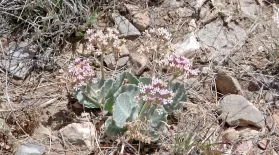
(67, 27, 199, 143)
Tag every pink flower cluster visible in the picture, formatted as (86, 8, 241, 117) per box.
(68, 58, 96, 89)
(137, 78, 174, 105)
(86, 28, 125, 55)
(168, 55, 199, 77)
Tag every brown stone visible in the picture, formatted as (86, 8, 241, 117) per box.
(216, 70, 242, 95)
(258, 138, 270, 150)
(265, 110, 279, 132)
(129, 53, 148, 76)
(222, 128, 239, 143)
(235, 140, 253, 154)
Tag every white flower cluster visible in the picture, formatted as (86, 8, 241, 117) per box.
(137, 78, 174, 105)
(86, 28, 126, 55)
(68, 58, 97, 89)
(137, 27, 174, 57)
(146, 27, 172, 41)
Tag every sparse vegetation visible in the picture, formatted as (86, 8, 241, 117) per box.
(68, 28, 196, 146)
(1, 0, 279, 154)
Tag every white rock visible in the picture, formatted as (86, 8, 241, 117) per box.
(239, 0, 261, 20)
(174, 32, 200, 58)
(188, 19, 197, 31)
(0, 46, 35, 79)
(201, 67, 211, 75)
(187, 0, 206, 10)
(15, 140, 45, 155)
(196, 0, 206, 9)
(273, 7, 279, 27)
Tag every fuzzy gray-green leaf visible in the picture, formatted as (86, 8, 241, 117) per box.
(127, 72, 140, 85)
(113, 84, 139, 99)
(164, 82, 187, 113)
(99, 79, 113, 102)
(104, 97, 114, 114)
(106, 72, 126, 98)
(105, 117, 126, 137)
(74, 89, 100, 108)
(113, 93, 134, 127)
(139, 77, 152, 85)
(127, 105, 139, 121)
(149, 104, 168, 131)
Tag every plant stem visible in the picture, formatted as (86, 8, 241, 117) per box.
(139, 102, 151, 118)
(87, 82, 98, 97)
(82, 91, 103, 108)
(100, 52, 105, 80)
(169, 70, 180, 83)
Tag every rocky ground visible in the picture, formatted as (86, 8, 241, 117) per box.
(1, 0, 279, 154)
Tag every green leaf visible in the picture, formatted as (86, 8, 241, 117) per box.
(127, 105, 139, 121)
(87, 9, 98, 25)
(99, 79, 114, 103)
(169, 82, 187, 102)
(105, 117, 126, 137)
(104, 97, 114, 114)
(74, 89, 100, 108)
(127, 72, 140, 85)
(141, 104, 168, 141)
(139, 77, 152, 85)
(106, 72, 126, 98)
(149, 104, 168, 131)
(76, 31, 85, 37)
(113, 93, 135, 127)
(104, 84, 139, 115)
(113, 84, 139, 99)
(164, 82, 187, 113)
(90, 78, 104, 90)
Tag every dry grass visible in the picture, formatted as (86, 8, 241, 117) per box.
(0, 0, 101, 48)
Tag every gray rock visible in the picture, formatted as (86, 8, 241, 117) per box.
(197, 20, 247, 63)
(15, 140, 45, 155)
(265, 92, 274, 103)
(111, 13, 141, 39)
(0, 118, 10, 134)
(215, 70, 242, 95)
(124, 4, 150, 32)
(59, 122, 96, 150)
(239, 0, 261, 19)
(187, 0, 206, 10)
(201, 67, 212, 75)
(104, 53, 129, 70)
(220, 94, 265, 128)
(0, 46, 34, 79)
